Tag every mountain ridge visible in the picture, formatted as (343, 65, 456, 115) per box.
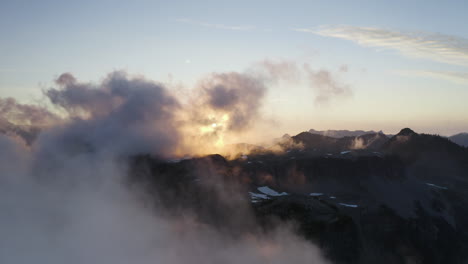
(308, 128, 383, 138)
(130, 127, 468, 264)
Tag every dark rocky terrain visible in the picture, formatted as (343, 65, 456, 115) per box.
(129, 128, 468, 264)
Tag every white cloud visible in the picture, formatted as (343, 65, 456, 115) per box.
(296, 25, 468, 66)
(176, 18, 254, 31)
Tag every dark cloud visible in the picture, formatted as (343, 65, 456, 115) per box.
(199, 72, 266, 131)
(208, 85, 240, 109)
(55, 72, 77, 86)
(41, 71, 181, 159)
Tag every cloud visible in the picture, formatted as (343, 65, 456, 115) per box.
(0, 98, 59, 145)
(0, 69, 330, 263)
(176, 18, 254, 31)
(253, 59, 301, 83)
(0, 97, 59, 127)
(303, 64, 352, 105)
(1, 58, 353, 158)
(191, 72, 266, 134)
(184, 59, 351, 152)
(0, 134, 329, 264)
(252, 59, 352, 105)
(182, 59, 348, 153)
(42, 71, 181, 158)
(396, 70, 468, 84)
(339, 64, 349, 73)
(296, 25, 468, 66)
(40, 70, 271, 158)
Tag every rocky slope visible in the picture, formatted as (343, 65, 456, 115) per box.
(128, 128, 468, 264)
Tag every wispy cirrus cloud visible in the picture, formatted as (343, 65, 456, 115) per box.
(396, 70, 468, 85)
(175, 18, 254, 31)
(295, 25, 468, 66)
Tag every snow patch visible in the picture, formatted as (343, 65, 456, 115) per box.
(426, 183, 448, 190)
(339, 203, 358, 208)
(309, 193, 323, 197)
(258, 186, 288, 196)
(340, 151, 352, 155)
(249, 192, 271, 203)
(249, 192, 269, 200)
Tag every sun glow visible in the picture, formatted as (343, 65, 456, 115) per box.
(215, 136, 225, 148)
(176, 111, 237, 156)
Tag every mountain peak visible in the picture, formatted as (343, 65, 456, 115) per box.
(397, 128, 416, 136)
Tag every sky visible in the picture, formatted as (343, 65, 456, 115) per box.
(1, 0, 468, 137)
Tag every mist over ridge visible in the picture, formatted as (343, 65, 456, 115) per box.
(0, 61, 467, 264)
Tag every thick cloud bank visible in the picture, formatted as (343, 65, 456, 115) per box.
(0, 70, 329, 264)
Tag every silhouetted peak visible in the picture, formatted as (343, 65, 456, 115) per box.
(397, 128, 416, 136)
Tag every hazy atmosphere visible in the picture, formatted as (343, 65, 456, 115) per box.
(1, 1, 468, 264)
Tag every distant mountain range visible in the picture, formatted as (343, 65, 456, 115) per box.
(307, 128, 468, 148)
(292, 131, 388, 152)
(449, 133, 468, 147)
(308, 128, 384, 138)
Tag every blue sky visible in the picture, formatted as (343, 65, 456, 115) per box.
(1, 0, 468, 136)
